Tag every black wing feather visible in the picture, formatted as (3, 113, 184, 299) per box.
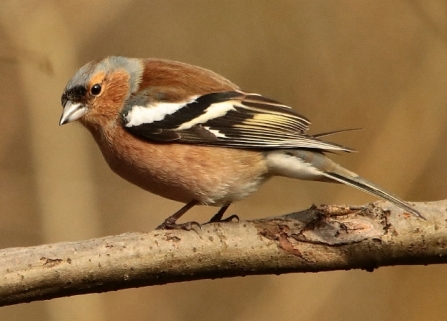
(122, 91, 352, 152)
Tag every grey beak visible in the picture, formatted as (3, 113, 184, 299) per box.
(60, 101, 87, 125)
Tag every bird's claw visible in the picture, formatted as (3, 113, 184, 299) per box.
(156, 219, 202, 232)
(208, 214, 239, 223)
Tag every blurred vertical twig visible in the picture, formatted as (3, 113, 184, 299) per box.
(0, 2, 106, 321)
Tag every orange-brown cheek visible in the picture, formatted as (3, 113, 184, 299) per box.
(89, 71, 106, 88)
(92, 70, 132, 118)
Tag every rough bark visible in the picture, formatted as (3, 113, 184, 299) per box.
(1, 200, 445, 307)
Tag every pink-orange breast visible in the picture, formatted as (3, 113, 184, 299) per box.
(88, 124, 269, 205)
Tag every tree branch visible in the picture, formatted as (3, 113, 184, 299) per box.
(1, 200, 445, 306)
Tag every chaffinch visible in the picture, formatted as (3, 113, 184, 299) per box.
(60, 56, 423, 229)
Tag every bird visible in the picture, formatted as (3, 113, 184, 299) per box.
(60, 56, 423, 229)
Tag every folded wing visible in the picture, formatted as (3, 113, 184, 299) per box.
(122, 91, 352, 152)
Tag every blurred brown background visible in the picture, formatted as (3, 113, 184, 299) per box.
(1, 1, 446, 320)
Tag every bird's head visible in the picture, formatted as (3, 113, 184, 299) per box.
(60, 56, 144, 126)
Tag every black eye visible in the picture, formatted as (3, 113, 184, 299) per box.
(91, 84, 102, 96)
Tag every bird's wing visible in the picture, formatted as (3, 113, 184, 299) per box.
(121, 91, 352, 152)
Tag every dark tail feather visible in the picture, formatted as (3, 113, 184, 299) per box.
(323, 168, 424, 219)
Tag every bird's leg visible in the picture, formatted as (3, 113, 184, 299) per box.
(208, 204, 239, 223)
(156, 200, 201, 230)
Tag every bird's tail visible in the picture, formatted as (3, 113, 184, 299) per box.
(321, 163, 424, 219)
(266, 150, 423, 219)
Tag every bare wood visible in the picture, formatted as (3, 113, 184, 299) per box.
(1, 200, 446, 307)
